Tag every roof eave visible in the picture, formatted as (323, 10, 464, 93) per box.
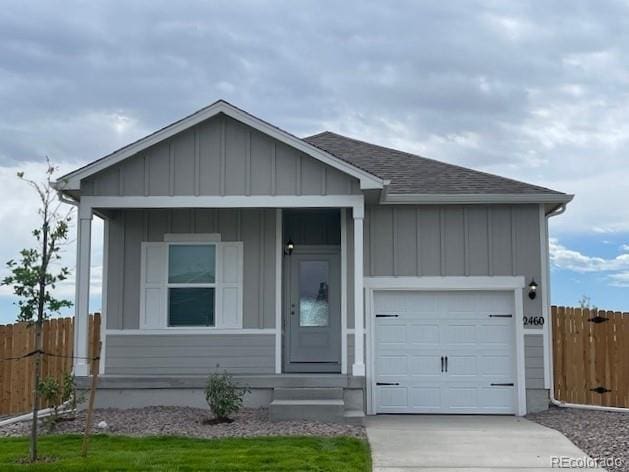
(381, 193, 575, 205)
(58, 100, 384, 194)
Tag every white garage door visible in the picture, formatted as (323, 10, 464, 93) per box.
(374, 290, 516, 414)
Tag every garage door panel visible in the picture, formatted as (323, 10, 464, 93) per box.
(407, 323, 440, 344)
(479, 355, 513, 375)
(409, 354, 443, 375)
(480, 387, 515, 411)
(443, 323, 477, 344)
(445, 386, 479, 409)
(409, 386, 442, 410)
(476, 292, 514, 311)
(376, 355, 408, 375)
(378, 387, 408, 409)
(374, 290, 516, 415)
(480, 324, 512, 343)
(443, 292, 479, 311)
(446, 355, 478, 376)
(376, 323, 407, 344)
(374, 291, 437, 312)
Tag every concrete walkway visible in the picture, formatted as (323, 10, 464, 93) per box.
(366, 415, 605, 471)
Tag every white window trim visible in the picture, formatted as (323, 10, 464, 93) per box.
(140, 239, 244, 331)
(164, 233, 221, 242)
(363, 276, 527, 417)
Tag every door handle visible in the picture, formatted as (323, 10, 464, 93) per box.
(376, 382, 400, 386)
(445, 356, 448, 373)
(440, 356, 444, 372)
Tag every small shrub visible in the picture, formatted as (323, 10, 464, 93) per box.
(37, 373, 77, 431)
(204, 370, 249, 423)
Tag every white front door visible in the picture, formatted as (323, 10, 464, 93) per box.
(374, 290, 516, 414)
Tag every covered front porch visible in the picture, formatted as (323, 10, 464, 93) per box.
(73, 195, 367, 380)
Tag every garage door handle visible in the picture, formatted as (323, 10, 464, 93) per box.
(489, 314, 513, 318)
(445, 356, 448, 372)
(376, 382, 400, 386)
(441, 356, 444, 372)
(490, 383, 514, 387)
(376, 314, 399, 318)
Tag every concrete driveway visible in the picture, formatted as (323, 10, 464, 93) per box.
(366, 415, 605, 471)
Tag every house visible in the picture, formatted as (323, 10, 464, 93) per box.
(56, 100, 573, 422)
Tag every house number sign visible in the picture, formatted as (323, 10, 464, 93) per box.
(523, 315, 545, 327)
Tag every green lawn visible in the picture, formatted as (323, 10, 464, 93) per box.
(0, 434, 371, 471)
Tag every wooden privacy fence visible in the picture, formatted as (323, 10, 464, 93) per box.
(0, 313, 100, 416)
(552, 306, 629, 409)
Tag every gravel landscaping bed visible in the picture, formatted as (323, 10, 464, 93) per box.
(0, 406, 365, 439)
(527, 406, 629, 472)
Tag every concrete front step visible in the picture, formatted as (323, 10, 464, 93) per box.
(343, 409, 365, 425)
(269, 399, 345, 423)
(272, 387, 344, 401)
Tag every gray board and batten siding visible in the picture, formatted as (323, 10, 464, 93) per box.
(103, 204, 545, 387)
(81, 113, 361, 198)
(105, 334, 275, 375)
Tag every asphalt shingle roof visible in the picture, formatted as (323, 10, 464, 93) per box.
(304, 131, 563, 195)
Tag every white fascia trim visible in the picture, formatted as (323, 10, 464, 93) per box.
(59, 101, 384, 191)
(81, 195, 365, 212)
(105, 329, 277, 335)
(364, 276, 526, 290)
(382, 193, 574, 205)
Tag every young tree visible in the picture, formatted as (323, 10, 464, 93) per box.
(1, 159, 73, 462)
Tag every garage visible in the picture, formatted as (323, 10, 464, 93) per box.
(373, 290, 518, 414)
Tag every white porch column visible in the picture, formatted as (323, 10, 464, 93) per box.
(73, 203, 92, 377)
(352, 206, 365, 376)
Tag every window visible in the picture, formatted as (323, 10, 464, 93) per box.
(167, 244, 216, 327)
(140, 239, 243, 330)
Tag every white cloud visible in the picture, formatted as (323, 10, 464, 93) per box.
(550, 238, 629, 288)
(609, 272, 629, 288)
(549, 238, 629, 272)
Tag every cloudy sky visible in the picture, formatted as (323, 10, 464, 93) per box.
(1, 0, 628, 323)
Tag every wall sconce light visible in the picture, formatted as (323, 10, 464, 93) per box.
(285, 239, 294, 255)
(528, 279, 538, 300)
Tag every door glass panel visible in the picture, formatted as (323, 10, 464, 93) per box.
(298, 260, 329, 327)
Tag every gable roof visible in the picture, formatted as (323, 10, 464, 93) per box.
(57, 100, 385, 191)
(304, 131, 572, 205)
(57, 99, 571, 206)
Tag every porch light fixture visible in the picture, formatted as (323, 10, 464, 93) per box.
(285, 239, 294, 255)
(528, 279, 538, 300)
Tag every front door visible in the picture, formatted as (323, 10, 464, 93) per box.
(284, 249, 341, 372)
